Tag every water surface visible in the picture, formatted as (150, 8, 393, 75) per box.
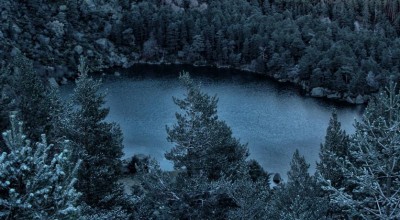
(62, 64, 363, 178)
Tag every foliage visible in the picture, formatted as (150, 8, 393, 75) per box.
(317, 110, 350, 188)
(227, 177, 271, 219)
(127, 154, 151, 175)
(3, 55, 64, 143)
(247, 159, 270, 183)
(131, 158, 269, 220)
(267, 150, 328, 220)
(81, 205, 131, 220)
(323, 83, 400, 219)
(316, 110, 351, 218)
(4, 0, 400, 97)
(134, 72, 267, 219)
(0, 114, 81, 219)
(165, 71, 249, 181)
(0, 65, 14, 150)
(6, 1, 400, 214)
(117, 0, 400, 95)
(67, 57, 124, 208)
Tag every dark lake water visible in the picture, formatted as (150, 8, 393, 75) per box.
(61, 64, 364, 178)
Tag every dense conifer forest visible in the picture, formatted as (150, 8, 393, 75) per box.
(2, 0, 400, 101)
(1, 0, 400, 219)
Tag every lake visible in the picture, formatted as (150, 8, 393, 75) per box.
(61, 64, 364, 178)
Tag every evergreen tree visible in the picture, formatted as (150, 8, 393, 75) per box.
(165, 72, 249, 181)
(166, 23, 179, 53)
(316, 110, 350, 218)
(133, 165, 241, 219)
(68, 57, 124, 208)
(0, 55, 65, 152)
(0, 114, 81, 219)
(324, 83, 400, 219)
(267, 149, 328, 220)
(189, 34, 205, 62)
(317, 110, 350, 188)
(0, 65, 14, 150)
(288, 150, 311, 184)
(247, 159, 270, 183)
(227, 170, 271, 219)
(9, 55, 64, 143)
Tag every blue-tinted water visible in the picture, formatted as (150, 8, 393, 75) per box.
(61, 64, 363, 178)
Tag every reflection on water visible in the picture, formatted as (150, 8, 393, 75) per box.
(61, 64, 364, 178)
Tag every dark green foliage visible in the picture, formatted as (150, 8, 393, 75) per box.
(288, 150, 312, 186)
(3, 0, 400, 97)
(127, 154, 150, 175)
(316, 110, 350, 218)
(132, 158, 271, 220)
(317, 110, 350, 188)
(5, 1, 400, 218)
(67, 58, 124, 208)
(81, 205, 131, 220)
(0, 66, 14, 151)
(130, 72, 271, 219)
(248, 159, 270, 183)
(133, 168, 236, 219)
(227, 179, 270, 219)
(267, 150, 328, 220)
(118, 0, 400, 97)
(165, 72, 249, 181)
(170, 175, 240, 219)
(0, 55, 64, 148)
(323, 83, 400, 219)
(12, 56, 51, 141)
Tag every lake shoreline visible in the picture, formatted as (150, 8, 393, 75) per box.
(60, 68, 363, 177)
(53, 61, 370, 107)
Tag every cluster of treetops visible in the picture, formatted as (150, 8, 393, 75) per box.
(123, 0, 400, 96)
(3, 0, 400, 97)
(0, 54, 399, 219)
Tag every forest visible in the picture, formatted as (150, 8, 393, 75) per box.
(2, 0, 400, 102)
(1, 0, 400, 219)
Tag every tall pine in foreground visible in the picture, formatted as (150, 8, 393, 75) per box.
(68, 57, 124, 208)
(0, 114, 81, 219)
(324, 83, 400, 219)
(317, 110, 350, 188)
(267, 149, 328, 220)
(165, 72, 249, 180)
(316, 110, 350, 218)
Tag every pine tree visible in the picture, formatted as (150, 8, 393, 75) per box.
(68, 57, 124, 207)
(317, 110, 350, 188)
(267, 149, 328, 220)
(10, 55, 64, 143)
(132, 157, 250, 220)
(0, 65, 14, 150)
(0, 55, 65, 153)
(324, 83, 400, 219)
(189, 34, 205, 61)
(316, 110, 350, 218)
(0, 114, 81, 219)
(165, 72, 249, 181)
(287, 150, 312, 186)
(166, 23, 179, 53)
(227, 174, 271, 219)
